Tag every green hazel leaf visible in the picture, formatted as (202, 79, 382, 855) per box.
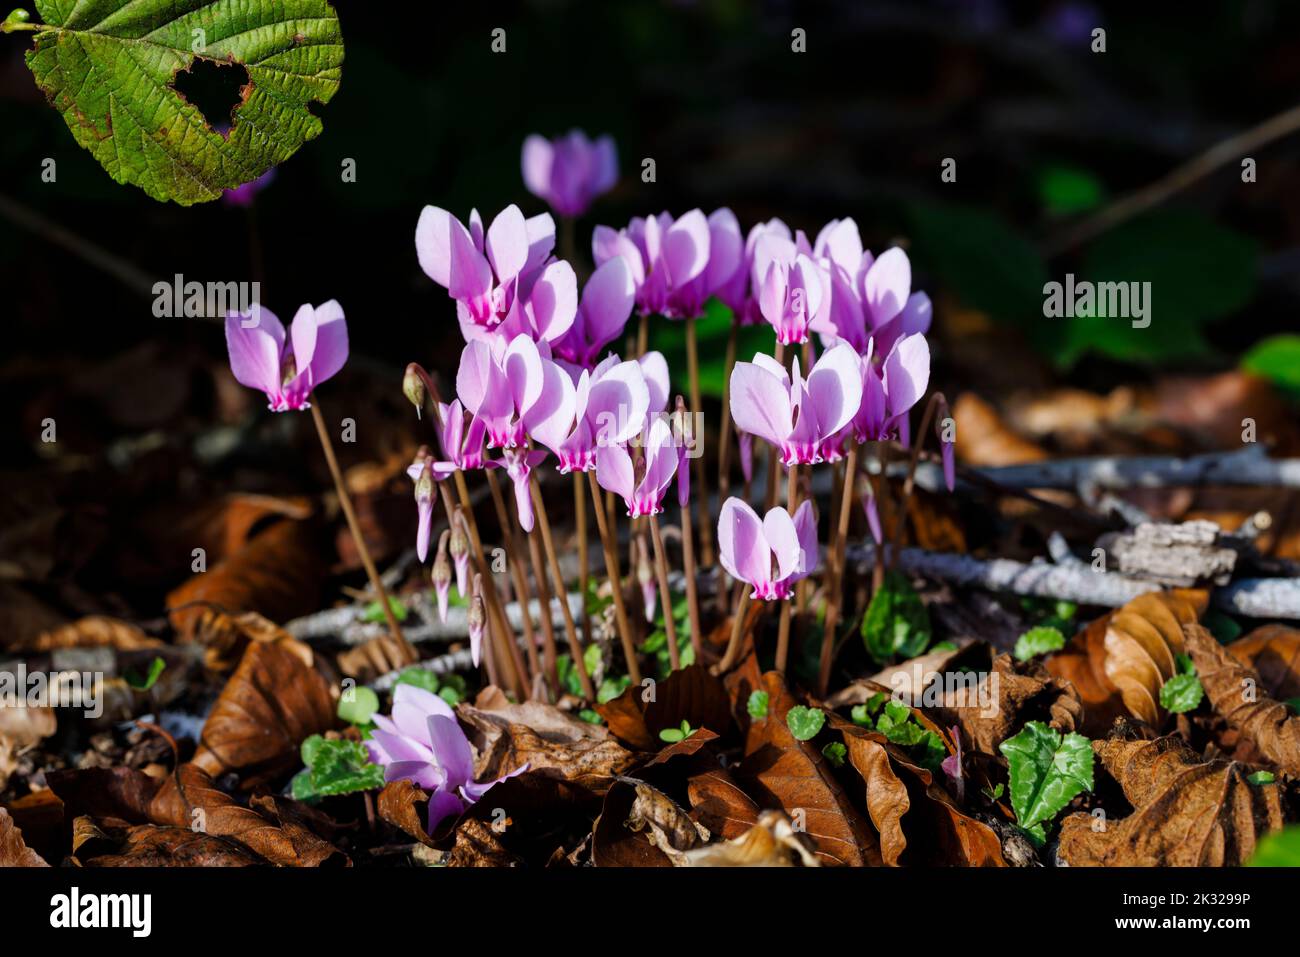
(998, 721, 1094, 832)
(1013, 626, 1066, 662)
(747, 690, 770, 719)
(1248, 825, 1300, 866)
(1247, 770, 1276, 786)
(124, 655, 166, 691)
(395, 667, 440, 695)
(1159, 673, 1204, 714)
(337, 686, 379, 726)
(785, 706, 825, 742)
(822, 741, 847, 768)
(24, 0, 344, 205)
(861, 571, 931, 662)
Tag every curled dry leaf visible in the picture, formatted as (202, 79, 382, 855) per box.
(192, 638, 337, 788)
(737, 671, 880, 866)
(15, 616, 162, 654)
(1058, 736, 1284, 867)
(596, 777, 710, 867)
(1227, 625, 1300, 700)
(150, 763, 346, 866)
(0, 703, 57, 791)
(594, 663, 734, 752)
(682, 810, 820, 867)
(1046, 590, 1206, 733)
(77, 820, 264, 867)
(166, 519, 325, 669)
(377, 778, 436, 847)
(459, 697, 637, 797)
(0, 807, 48, 866)
(1185, 624, 1300, 775)
(930, 653, 1081, 757)
(830, 714, 1005, 867)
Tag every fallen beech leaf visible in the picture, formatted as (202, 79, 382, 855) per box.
(458, 700, 636, 796)
(0, 807, 47, 866)
(46, 766, 159, 824)
(80, 822, 264, 867)
(0, 704, 57, 791)
(931, 654, 1081, 756)
(192, 638, 337, 788)
(738, 672, 880, 866)
(166, 519, 326, 669)
(595, 664, 733, 752)
(446, 817, 522, 867)
(1186, 624, 1300, 775)
(1046, 590, 1206, 733)
(377, 779, 437, 847)
(150, 763, 346, 866)
(593, 778, 710, 867)
(840, 727, 909, 865)
(16, 616, 162, 653)
(1228, 625, 1300, 700)
(1058, 736, 1284, 866)
(682, 810, 820, 867)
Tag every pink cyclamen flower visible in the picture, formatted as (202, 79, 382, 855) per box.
(225, 301, 348, 412)
(521, 130, 618, 218)
(530, 353, 650, 474)
(366, 684, 526, 833)
(717, 497, 818, 601)
(815, 236, 932, 359)
(752, 229, 828, 345)
(667, 207, 743, 320)
(851, 333, 930, 445)
(716, 218, 793, 326)
(728, 342, 863, 466)
(551, 256, 637, 370)
(594, 416, 680, 518)
(593, 209, 711, 317)
(415, 203, 574, 343)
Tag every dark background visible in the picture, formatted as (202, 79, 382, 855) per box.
(2, 0, 1299, 623)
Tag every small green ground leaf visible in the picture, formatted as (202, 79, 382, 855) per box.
(785, 705, 825, 741)
(337, 686, 379, 725)
(746, 690, 769, 719)
(1242, 334, 1300, 394)
(25, 0, 343, 205)
(1013, 626, 1066, 661)
(999, 721, 1093, 832)
(1248, 825, 1300, 866)
(861, 570, 931, 662)
(1159, 673, 1204, 714)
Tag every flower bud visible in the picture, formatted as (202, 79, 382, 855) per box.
(403, 363, 426, 417)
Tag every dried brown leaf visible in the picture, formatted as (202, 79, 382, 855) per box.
(681, 810, 821, 867)
(1058, 736, 1284, 866)
(1186, 624, 1300, 775)
(1228, 625, 1300, 700)
(16, 616, 162, 653)
(191, 638, 336, 788)
(594, 663, 733, 751)
(0, 807, 47, 866)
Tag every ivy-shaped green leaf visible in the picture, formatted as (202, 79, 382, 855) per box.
(22, 0, 343, 204)
(861, 570, 931, 662)
(1160, 654, 1203, 714)
(998, 721, 1093, 833)
(746, 690, 769, 720)
(291, 734, 383, 801)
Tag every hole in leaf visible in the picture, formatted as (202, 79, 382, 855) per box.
(173, 59, 250, 131)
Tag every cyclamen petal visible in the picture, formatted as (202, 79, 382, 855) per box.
(224, 301, 348, 412)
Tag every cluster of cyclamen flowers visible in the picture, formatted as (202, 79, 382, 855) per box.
(221, 129, 953, 831)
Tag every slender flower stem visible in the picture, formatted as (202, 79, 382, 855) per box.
(308, 394, 412, 657)
(484, 469, 546, 690)
(636, 312, 649, 358)
(685, 314, 714, 566)
(774, 462, 799, 674)
(407, 366, 525, 696)
(713, 589, 752, 674)
(679, 494, 704, 658)
(531, 476, 596, 699)
(817, 439, 858, 695)
(586, 469, 642, 685)
(716, 321, 739, 500)
(456, 472, 529, 699)
(648, 513, 681, 670)
(574, 471, 590, 649)
(892, 391, 946, 543)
